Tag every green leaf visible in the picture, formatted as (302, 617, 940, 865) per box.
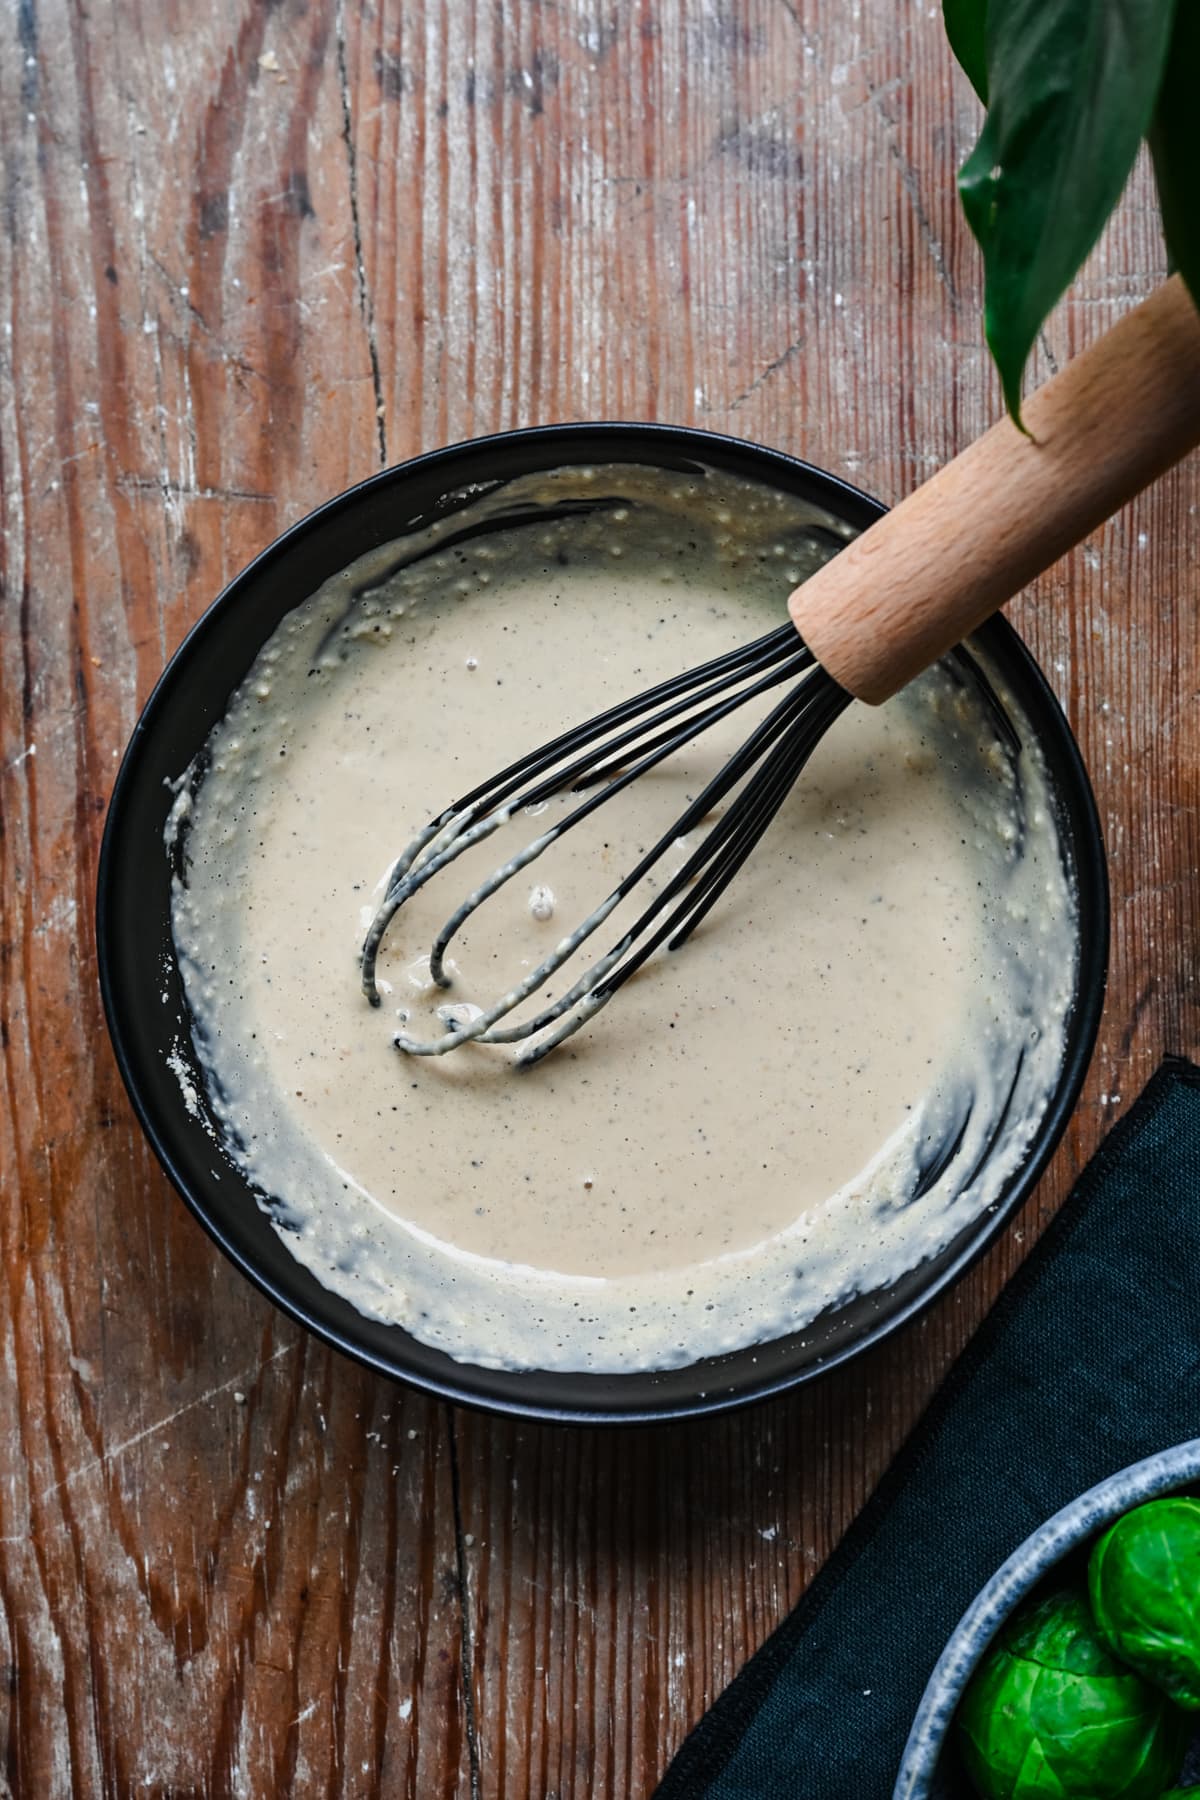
(1150, 0, 1200, 308)
(958, 0, 1178, 426)
(944, 0, 989, 102)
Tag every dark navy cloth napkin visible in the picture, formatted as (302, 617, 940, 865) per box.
(656, 1057, 1200, 1800)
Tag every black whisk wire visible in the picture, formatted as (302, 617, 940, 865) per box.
(360, 621, 809, 995)
(361, 624, 851, 1064)
(511, 676, 853, 1066)
(422, 642, 818, 984)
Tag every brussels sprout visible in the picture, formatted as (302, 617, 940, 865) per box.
(1090, 1498, 1200, 1710)
(957, 1588, 1188, 1799)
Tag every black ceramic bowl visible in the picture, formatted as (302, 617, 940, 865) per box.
(97, 424, 1109, 1423)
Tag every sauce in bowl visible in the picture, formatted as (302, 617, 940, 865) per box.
(167, 464, 1076, 1373)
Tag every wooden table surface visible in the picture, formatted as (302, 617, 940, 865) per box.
(2, 1, 1197, 1793)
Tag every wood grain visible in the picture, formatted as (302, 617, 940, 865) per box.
(2, 0, 1197, 1794)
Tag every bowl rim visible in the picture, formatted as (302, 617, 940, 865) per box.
(96, 420, 1110, 1424)
(894, 1438, 1200, 1798)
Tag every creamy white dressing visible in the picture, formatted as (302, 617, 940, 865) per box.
(168, 465, 1077, 1372)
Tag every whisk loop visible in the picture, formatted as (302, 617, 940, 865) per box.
(361, 621, 852, 1064)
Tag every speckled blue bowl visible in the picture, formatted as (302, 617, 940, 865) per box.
(895, 1440, 1200, 1799)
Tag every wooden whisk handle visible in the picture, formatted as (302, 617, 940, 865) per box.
(788, 275, 1200, 703)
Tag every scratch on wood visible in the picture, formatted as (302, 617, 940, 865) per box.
(446, 1404, 482, 1800)
(116, 475, 275, 503)
(865, 58, 961, 315)
(727, 337, 805, 411)
(334, 0, 387, 466)
(38, 1342, 296, 1504)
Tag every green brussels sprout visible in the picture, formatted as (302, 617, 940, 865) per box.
(957, 1588, 1188, 1799)
(1090, 1498, 1200, 1709)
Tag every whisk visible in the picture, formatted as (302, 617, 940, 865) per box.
(362, 278, 1200, 1063)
